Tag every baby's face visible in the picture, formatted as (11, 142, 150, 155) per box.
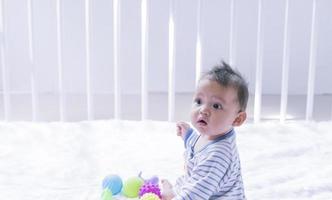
(191, 79, 241, 140)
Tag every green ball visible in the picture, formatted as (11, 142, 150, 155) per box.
(122, 176, 144, 198)
(101, 188, 113, 200)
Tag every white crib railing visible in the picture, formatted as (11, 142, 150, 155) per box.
(0, 0, 331, 122)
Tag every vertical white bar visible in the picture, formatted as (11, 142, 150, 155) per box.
(331, 104, 332, 121)
(0, 0, 10, 121)
(229, 0, 236, 66)
(113, 0, 121, 119)
(280, 0, 290, 123)
(85, 0, 93, 120)
(56, 0, 65, 121)
(254, 0, 263, 123)
(195, 0, 201, 84)
(27, 0, 37, 121)
(306, 0, 317, 121)
(168, 0, 175, 122)
(141, 0, 148, 120)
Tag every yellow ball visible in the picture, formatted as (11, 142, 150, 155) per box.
(141, 193, 161, 200)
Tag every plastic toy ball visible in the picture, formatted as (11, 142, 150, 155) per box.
(122, 176, 144, 198)
(101, 188, 113, 200)
(139, 182, 161, 198)
(145, 176, 159, 185)
(140, 193, 161, 200)
(102, 174, 123, 195)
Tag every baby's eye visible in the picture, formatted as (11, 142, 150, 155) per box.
(193, 98, 202, 105)
(212, 103, 222, 110)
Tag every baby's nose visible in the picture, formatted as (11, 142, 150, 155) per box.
(199, 105, 210, 116)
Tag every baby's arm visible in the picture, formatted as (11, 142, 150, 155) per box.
(176, 122, 190, 140)
(169, 152, 230, 200)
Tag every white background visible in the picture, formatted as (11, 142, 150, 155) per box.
(0, 0, 331, 121)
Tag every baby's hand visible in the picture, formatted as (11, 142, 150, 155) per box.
(176, 122, 190, 140)
(161, 179, 175, 200)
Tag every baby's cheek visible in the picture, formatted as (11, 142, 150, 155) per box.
(190, 112, 197, 124)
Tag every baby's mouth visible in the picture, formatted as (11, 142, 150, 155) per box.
(197, 119, 208, 126)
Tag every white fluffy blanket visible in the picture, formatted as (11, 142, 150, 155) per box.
(0, 120, 331, 199)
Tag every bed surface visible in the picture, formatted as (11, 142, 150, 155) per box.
(0, 120, 331, 199)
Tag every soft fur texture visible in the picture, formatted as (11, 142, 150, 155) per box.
(0, 120, 331, 199)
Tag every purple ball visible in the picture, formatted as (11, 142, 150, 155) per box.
(145, 176, 159, 185)
(139, 182, 161, 198)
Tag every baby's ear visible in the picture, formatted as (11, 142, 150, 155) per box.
(232, 111, 247, 127)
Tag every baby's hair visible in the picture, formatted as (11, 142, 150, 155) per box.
(200, 61, 249, 112)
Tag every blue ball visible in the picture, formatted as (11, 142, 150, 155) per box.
(102, 174, 123, 195)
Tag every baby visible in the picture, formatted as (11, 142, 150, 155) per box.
(162, 62, 248, 200)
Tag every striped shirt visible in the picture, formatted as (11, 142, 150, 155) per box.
(173, 128, 245, 200)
